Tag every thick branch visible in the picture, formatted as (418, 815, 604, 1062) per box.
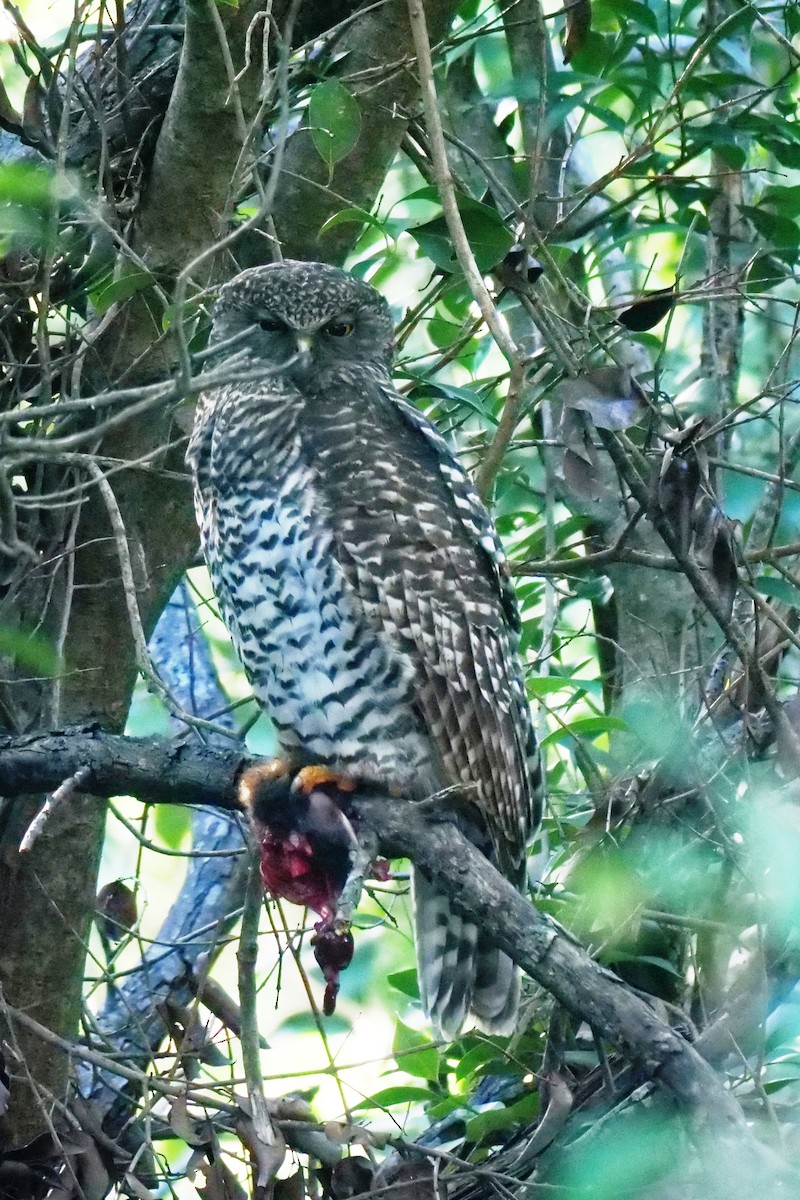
(354, 794, 746, 1138)
(247, 0, 461, 268)
(0, 729, 750, 1138)
(0, 728, 245, 811)
(135, 0, 265, 273)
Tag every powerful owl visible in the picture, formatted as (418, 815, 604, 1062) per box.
(188, 261, 543, 1038)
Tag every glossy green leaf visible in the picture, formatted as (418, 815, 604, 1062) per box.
(392, 1019, 440, 1081)
(465, 1091, 538, 1143)
(454, 1041, 506, 1081)
(153, 804, 192, 849)
(541, 716, 627, 748)
(354, 1086, 433, 1111)
(90, 266, 157, 315)
(386, 968, 420, 998)
(755, 575, 800, 609)
(309, 79, 361, 171)
(745, 253, 790, 295)
(0, 162, 59, 206)
(408, 196, 514, 273)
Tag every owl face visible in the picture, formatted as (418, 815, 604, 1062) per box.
(208, 260, 395, 382)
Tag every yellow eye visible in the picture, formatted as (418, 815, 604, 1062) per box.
(325, 319, 354, 338)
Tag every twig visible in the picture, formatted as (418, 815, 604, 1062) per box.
(19, 765, 91, 853)
(406, 0, 530, 501)
(237, 858, 285, 1178)
(86, 461, 242, 742)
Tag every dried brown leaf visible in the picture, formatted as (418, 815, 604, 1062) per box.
(274, 1171, 305, 1200)
(22, 75, 49, 147)
(560, 409, 607, 503)
(168, 1096, 213, 1147)
(235, 1113, 286, 1192)
(662, 414, 706, 447)
(328, 1156, 374, 1198)
(0, 77, 22, 131)
(656, 446, 701, 555)
(559, 366, 646, 431)
(563, 0, 592, 63)
(617, 286, 676, 331)
(194, 1156, 248, 1200)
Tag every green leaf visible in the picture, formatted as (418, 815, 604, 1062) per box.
(593, 0, 658, 32)
(761, 186, 800, 218)
(611, 0, 658, 31)
(318, 206, 388, 239)
(425, 1095, 466, 1122)
(742, 206, 799, 261)
(755, 575, 800, 609)
(309, 79, 361, 172)
(404, 379, 495, 423)
(0, 162, 60, 207)
(526, 676, 578, 696)
(541, 716, 627, 747)
(392, 1019, 440, 1081)
(154, 803, 192, 849)
(465, 1091, 539, 1143)
(386, 969, 420, 998)
(767, 140, 800, 170)
(745, 254, 788, 295)
(0, 624, 60, 676)
(0, 163, 66, 249)
(90, 266, 158, 315)
(408, 195, 514, 274)
(465, 1105, 517, 1142)
(763, 1060, 800, 1092)
(354, 1086, 433, 1111)
(454, 1041, 506, 1082)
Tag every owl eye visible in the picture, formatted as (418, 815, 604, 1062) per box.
(325, 319, 355, 338)
(258, 317, 284, 333)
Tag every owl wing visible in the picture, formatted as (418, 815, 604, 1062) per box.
(312, 377, 541, 879)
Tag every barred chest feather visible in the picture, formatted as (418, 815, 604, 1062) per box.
(198, 387, 435, 792)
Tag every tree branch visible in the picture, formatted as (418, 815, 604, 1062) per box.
(0, 727, 753, 1139)
(0, 728, 245, 811)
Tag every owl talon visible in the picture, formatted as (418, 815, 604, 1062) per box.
(292, 765, 356, 796)
(238, 758, 295, 812)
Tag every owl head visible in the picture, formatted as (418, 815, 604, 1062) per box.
(207, 261, 396, 380)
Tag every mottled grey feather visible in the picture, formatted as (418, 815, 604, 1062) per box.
(187, 260, 543, 1037)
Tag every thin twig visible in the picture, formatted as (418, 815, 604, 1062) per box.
(237, 858, 285, 1174)
(19, 765, 91, 852)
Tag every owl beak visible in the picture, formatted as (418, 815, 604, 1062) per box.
(293, 333, 313, 371)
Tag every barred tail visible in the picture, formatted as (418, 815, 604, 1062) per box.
(412, 868, 520, 1039)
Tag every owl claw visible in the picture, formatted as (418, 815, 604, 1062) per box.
(292, 765, 356, 796)
(237, 757, 294, 812)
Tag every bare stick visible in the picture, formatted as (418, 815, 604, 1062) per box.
(19, 765, 92, 853)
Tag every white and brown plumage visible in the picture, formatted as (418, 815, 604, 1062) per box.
(188, 260, 542, 1037)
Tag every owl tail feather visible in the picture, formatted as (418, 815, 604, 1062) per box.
(412, 869, 520, 1040)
